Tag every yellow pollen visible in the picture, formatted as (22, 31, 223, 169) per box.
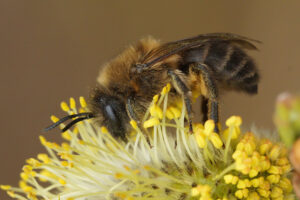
(101, 126, 109, 134)
(152, 94, 159, 103)
(62, 131, 72, 141)
(224, 174, 239, 184)
(223, 126, 240, 140)
(62, 142, 71, 151)
(235, 189, 249, 199)
(61, 161, 71, 167)
(130, 120, 138, 130)
(114, 192, 127, 199)
(69, 97, 76, 109)
(166, 108, 174, 119)
(279, 177, 292, 192)
(270, 186, 283, 198)
(61, 101, 70, 112)
(22, 165, 33, 174)
(259, 139, 272, 155)
(209, 132, 223, 149)
(50, 115, 59, 123)
(143, 117, 160, 129)
(59, 152, 73, 160)
(37, 153, 50, 164)
(20, 172, 29, 181)
(169, 106, 181, 118)
(268, 166, 282, 174)
(249, 169, 258, 178)
(79, 96, 87, 108)
(19, 181, 33, 192)
(79, 140, 84, 145)
(114, 173, 124, 179)
(204, 120, 215, 135)
(225, 115, 242, 127)
(149, 104, 163, 119)
(161, 83, 171, 95)
(276, 157, 289, 166)
(79, 108, 86, 113)
(248, 192, 260, 200)
(257, 189, 270, 198)
(39, 135, 47, 146)
(7, 191, 16, 198)
(267, 174, 280, 184)
(59, 178, 66, 185)
(0, 185, 11, 190)
(195, 131, 206, 148)
(26, 158, 41, 167)
(269, 145, 281, 161)
(251, 178, 260, 188)
(143, 165, 150, 170)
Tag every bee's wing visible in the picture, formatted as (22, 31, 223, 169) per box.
(141, 33, 260, 67)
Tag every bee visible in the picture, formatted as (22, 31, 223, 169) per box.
(45, 33, 260, 141)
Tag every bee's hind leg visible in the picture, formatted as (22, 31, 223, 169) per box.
(201, 97, 209, 122)
(192, 63, 219, 133)
(167, 70, 194, 134)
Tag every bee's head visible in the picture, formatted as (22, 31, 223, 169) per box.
(44, 87, 130, 141)
(89, 88, 130, 141)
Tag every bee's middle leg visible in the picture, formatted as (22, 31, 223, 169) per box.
(192, 63, 219, 133)
(167, 69, 194, 133)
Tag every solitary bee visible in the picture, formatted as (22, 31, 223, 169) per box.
(46, 33, 260, 140)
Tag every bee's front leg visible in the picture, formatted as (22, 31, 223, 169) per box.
(167, 69, 194, 134)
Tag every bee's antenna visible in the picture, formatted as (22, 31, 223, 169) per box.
(44, 112, 94, 132)
(61, 116, 93, 132)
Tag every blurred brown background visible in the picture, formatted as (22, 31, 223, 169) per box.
(0, 0, 299, 199)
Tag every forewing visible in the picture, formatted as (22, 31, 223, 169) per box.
(141, 33, 260, 67)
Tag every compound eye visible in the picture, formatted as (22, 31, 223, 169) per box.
(105, 105, 117, 121)
(103, 102, 127, 140)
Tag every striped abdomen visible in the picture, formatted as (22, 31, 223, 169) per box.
(182, 40, 259, 94)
